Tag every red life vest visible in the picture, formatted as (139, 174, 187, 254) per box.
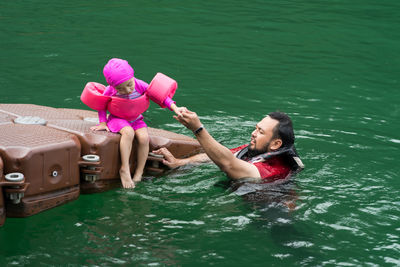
(232, 144, 304, 181)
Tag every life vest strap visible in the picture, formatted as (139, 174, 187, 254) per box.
(235, 145, 304, 172)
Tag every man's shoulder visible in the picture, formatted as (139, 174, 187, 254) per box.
(229, 144, 292, 181)
(253, 156, 292, 181)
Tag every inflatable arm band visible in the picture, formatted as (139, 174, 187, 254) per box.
(81, 82, 150, 121)
(146, 73, 177, 108)
(81, 82, 110, 111)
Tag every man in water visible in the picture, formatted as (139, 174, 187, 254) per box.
(153, 110, 303, 182)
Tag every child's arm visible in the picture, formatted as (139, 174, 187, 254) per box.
(164, 97, 186, 117)
(137, 78, 183, 116)
(90, 86, 113, 131)
(90, 121, 109, 131)
(89, 110, 109, 131)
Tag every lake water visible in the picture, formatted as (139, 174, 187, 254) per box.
(0, 0, 399, 266)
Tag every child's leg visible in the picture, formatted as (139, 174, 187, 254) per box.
(132, 127, 149, 183)
(119, 126, 135, 188)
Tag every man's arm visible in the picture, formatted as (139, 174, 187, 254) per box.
(175, 110, 261, 180)
(152, 147, 210, 169)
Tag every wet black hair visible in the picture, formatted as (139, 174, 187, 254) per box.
(268, 111, 295, 149)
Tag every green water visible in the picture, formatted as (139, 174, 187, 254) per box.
(1, 0, 399, 265)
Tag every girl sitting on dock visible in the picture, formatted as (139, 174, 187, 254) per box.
(84, 58, 183, 188)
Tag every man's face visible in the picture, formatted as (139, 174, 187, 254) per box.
(249, 116, 279, 155)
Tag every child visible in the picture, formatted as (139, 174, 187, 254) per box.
(90, 58, 182, 189)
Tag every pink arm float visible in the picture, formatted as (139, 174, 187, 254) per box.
(146, 73, 177, 108)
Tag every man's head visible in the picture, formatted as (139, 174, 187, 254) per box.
(248, 111, 295, 157)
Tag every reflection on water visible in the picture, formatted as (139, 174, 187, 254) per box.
(232, 180, 298, 210)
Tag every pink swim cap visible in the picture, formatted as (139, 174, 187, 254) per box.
(103, 58, 134, 87)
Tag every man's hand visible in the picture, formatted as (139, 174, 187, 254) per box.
(174, 109, 202, 132)
(152, 147, 184, 169)
(173, 108, 261, 179)
(170, 104, 189, 118)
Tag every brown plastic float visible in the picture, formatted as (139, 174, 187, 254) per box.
(0, 104, 202, 226)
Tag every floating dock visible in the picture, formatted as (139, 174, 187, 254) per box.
(0, 104, 202, 226)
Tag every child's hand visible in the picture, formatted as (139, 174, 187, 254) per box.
(171, 104, 187, 118)
(176, 107, 188, 114)
(90, 122, 110, 132)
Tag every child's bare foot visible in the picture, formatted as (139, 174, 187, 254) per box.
(132, 172, 143, 185)
(120, 168, 135, 189)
